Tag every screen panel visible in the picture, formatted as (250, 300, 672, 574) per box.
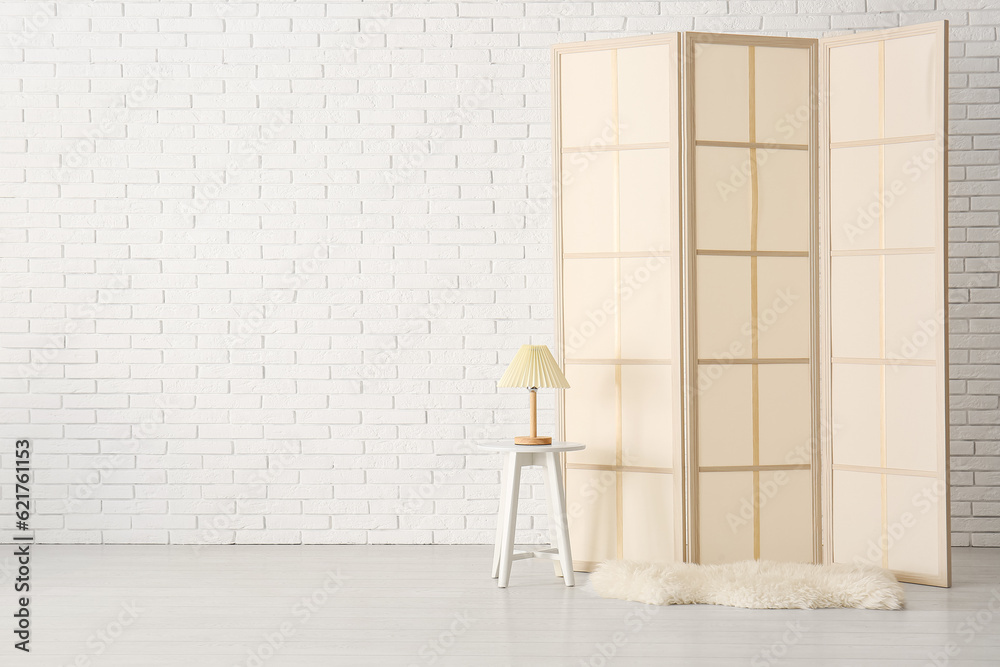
(820, 22, 950, 587)
(565, 468, 618, 567)
(553, 34, 684, 569)
(685, 33, 819, 566)
(698, 471, 755, 563)
(562, 258, 616, 359)
(759, 469, 814, 562)
(620, 149, 673, 252)
(622, 471, 675, 560)
(561, 152, 616, 254)
(563, 364, 617, 466)
(757, 150, 811, 251)
(621, 365, 674, 469)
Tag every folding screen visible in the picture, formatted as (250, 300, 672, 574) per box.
(552, 34, 685, 569)
(551, 22, 949, 586)
(684, 33, 820, 566)
(820, 22, 951, 587)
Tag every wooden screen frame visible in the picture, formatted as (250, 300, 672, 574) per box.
(551, 23, 950, 586)
(819, 21, 951, 587)
(552, 34, 686, 570)
(682, 32, 822, 565)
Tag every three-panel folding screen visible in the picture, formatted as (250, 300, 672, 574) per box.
(552, 22, 950, 586)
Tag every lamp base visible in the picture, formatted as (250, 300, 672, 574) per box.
(514, 436, 552, 446)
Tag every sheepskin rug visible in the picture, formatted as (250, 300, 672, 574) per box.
(590, 560, 904, 610)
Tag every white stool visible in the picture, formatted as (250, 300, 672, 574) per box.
(477, 441, 585, 588)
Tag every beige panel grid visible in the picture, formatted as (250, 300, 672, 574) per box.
(553, 34, 685, 569)
(686, 33, 820, 566)
(553, 24, 949, 586)
(820, 22, 950, 587)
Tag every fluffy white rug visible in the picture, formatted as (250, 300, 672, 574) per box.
(590, 560, 904, 610)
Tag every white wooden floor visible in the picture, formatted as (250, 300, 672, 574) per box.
(2, 546, 998, 666)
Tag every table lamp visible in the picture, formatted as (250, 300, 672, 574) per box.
(498, 344, 570, 445)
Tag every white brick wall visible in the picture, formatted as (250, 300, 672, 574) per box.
(0, 1, 997, 547)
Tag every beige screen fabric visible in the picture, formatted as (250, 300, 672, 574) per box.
(821, 23, 951, 587)
(686, 34, 819, 565)
(553, 35, 684, 569)
(552, 24, 949, 587)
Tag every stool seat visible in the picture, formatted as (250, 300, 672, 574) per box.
(475, 441, 585, 588)
(477, 441, 586, 454)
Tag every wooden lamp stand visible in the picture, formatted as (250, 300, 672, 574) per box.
(514, 388, 552, 446)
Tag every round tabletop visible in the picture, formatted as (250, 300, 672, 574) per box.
(475, 441, 585, 453)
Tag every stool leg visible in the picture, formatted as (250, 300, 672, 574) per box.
(491, 453, 512, 579)
(498, 452, 522, 588)
(541, 452, 563, 578)
(544, 451, 575, 587)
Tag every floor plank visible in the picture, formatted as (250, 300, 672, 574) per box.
(0, 545, 997, 666)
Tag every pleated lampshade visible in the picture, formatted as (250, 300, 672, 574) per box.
(498, 345, 570, 389)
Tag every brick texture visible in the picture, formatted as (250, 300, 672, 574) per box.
(0, 1, 997, 547)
